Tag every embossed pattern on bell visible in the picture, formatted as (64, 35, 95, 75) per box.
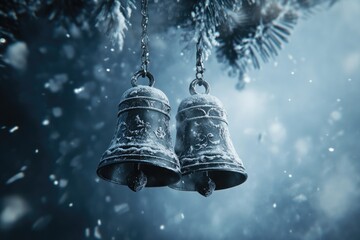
(97, 85, 181, 189)
(171, 94, 247, 193)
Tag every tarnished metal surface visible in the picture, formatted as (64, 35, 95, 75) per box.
(97, 77, 181, 191)
(171, 90, 247, 196)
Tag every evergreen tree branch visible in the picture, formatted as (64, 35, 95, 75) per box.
(94, 0, 135, 51)
(170, 0, 236, 60)
(215, 0, 339, 88)
(41, 0, 92, 26)
(0, 0, 340, 88)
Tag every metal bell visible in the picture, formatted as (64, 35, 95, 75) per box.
(170, 79, 247, 197)
(97, 71, 181, 192)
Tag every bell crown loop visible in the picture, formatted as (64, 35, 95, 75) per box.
(189, 78, 210, 95)
(131, 70, 155, 87)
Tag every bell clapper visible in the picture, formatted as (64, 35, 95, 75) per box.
(127, 164, 147, 192)
(196, 171, 216, 197)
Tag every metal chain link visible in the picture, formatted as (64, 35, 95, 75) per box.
(189, 36, 210, 95)
(140, 0, 149, 75)
(196, 36, 205, 81)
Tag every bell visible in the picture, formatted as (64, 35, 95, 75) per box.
(97, 71, 181, 192)
(170, 79, 247, 196)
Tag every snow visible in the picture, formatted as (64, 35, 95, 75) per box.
(294, 137, 311, 157)
(32, 215, 52, 231)
(94, 122, 105, 130)
(9, 126, 19, 133)
(62, 45, 75, 59)
(293, 194, 307, 203)
(85, 228, 90, 238)
(74, 87, 85, 94)
(94, 226, 102, 239)
(317, 160, 358, 219)
(4, 42, 29, 70)
(84, 228, 90, 238)
(42, 119, 50, 126)
(343, 52, 360, 74)
(49, 174, 56, 181)
(59, 179, 68, 188)
(0, 196, 29, 229)
(114, 203, 130, 215)
(45, 74, 68, 93)
(269, 122, 286, 143)
(52, 107, 63, 118)
(330, 110, 342, 121)
(6, 172, 25, 185)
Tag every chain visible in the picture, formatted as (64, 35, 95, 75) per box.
(140, 0, 149, 75)
(131, 0, 153, 86)
(189, 35, 210, 95)
(196, 36, 205, 81)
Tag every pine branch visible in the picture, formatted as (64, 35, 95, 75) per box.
(41, 0, 91, 25)
(292, 0, 339, 13)
(171, 0, 236, 60)
(217, 1, 297, 75)
(94, 0, 135, 51)
(0, 0, 40, 68)
(0, 0, 40, 43)
(215, 0, 339, 88)
(0, 0, 340, 88)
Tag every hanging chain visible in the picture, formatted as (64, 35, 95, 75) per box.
(140, 0, 150, 75)
(189, 36, 210, 95)
(196, 36, 205, 81)
(132, 0, 153, 87)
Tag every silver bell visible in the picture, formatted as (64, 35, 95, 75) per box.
(97, 71, 181, 192)
(170, 79, 247, 196)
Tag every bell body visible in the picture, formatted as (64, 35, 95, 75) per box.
(97, 85, 181, 190)
(171, 93, 247, 194)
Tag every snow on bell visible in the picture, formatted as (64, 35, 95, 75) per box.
(97, 71, 181, 192)
(170, 79, 247, 197)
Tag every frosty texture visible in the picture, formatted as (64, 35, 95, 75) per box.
(171, 93, 247, 191)
(97, 85, 180, 188)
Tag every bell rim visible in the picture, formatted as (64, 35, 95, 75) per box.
(97, 155, 181, 187)
(169, 167, 247, 191)
(98, 154, 181, 170)
(179, 161, 245, 173)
